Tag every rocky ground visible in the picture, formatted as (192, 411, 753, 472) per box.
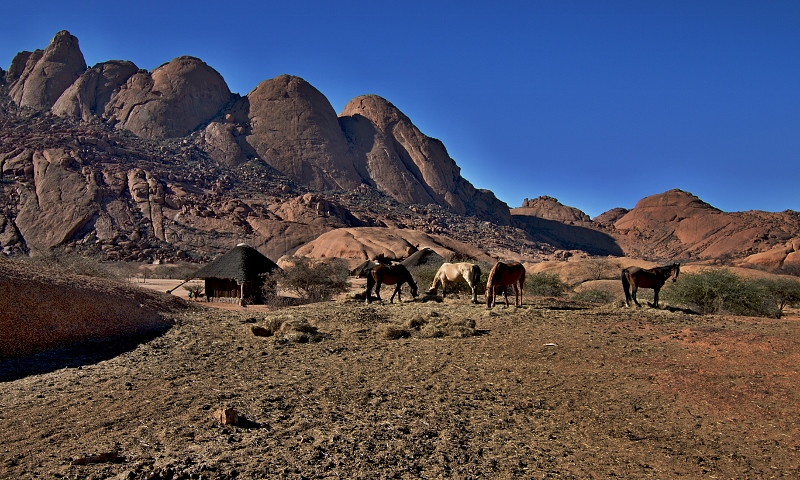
(2, 292, 799, 479)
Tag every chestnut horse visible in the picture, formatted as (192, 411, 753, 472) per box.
(427, 262, 482, 303)
(485, 261, 526, 308)
(621, 263, 680, 308)
(365, 264, 418, 304)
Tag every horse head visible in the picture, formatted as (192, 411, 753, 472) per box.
(672, 263, 681, 282)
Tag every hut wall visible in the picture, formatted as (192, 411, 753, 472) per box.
(205, 278, 240, 299)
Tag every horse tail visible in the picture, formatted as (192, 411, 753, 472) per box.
(472, 264, 482, 288)
(621, 268, 631, 305)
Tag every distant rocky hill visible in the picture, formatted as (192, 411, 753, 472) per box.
(2, 31, 799, 271)
(600, 189, 800, 269)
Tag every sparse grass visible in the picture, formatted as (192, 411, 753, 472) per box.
(573, 289, 616, 304)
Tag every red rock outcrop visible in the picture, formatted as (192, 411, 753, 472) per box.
(103, 56, 231, 138)
(514, 196, 591, 223)
(52, 60, 139, 121)
(243, 75, 362, 190)
(608, 189, 800, 261)
(14, 149, 100, 254)
(7, 30, 86, 110)
(294, 227, 492, 266)
(340, 95, 511, 224)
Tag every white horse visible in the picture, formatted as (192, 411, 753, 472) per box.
(427, 262, 482, 303)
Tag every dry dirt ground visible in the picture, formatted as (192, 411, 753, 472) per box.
(2, 290, 800, 479)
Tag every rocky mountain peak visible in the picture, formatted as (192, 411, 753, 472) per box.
(514, 196, 591, 223)
(7, 30, 87, 109)
(103, 56, 232, 139)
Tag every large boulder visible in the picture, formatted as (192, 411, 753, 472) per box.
(242, 75, 363, 190)
(340, 95, 511, 224)
(52, 60, 139, 121)
(14, 149, 100, 253)
(104, 56, 231, 138)
(8, 30, 87, 109)
(514, 196, 591, 223)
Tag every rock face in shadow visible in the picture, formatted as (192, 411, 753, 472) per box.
(103, 56, 231, 138)
(52, 60, 139, 121)
(7, 30, 86, 109)
(340, 95, 511, 224)
(512, 197, 623, 256)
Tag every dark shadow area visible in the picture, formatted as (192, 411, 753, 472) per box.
(512, 216, 624, 256)
(0, 326, 172, 382)
(662, 305, 701, 315)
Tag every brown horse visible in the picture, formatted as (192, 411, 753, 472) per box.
(621, 263, 680, 308)
(485, 261, 526, 308)
(427, 262, 482, 303)
(365, 264, 418, 304)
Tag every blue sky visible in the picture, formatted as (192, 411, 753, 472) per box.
(2, 1, 799, 218)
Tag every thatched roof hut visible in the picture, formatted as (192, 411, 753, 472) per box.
(193, 244, 280, 304)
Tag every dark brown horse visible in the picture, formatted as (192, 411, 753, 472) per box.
(486, 261, 526, 308)
(365, 264, 418, 304)
(621, 263, 680, 308)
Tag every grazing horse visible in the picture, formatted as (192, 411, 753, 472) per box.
(621, 263, 680, 308)
(486, 261, 526, 308)
(427, 262, 482, 303)
(365, 264, 418, 304)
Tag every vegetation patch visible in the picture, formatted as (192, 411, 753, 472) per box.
(664, 269, 800, 318)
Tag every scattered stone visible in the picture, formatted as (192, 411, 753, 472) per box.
(212, 408, 238, 426)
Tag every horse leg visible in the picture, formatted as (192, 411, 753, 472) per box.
(515, 282, 521, 307)
(631, 285, 640, 307)
(390, 283, 402, 303)
(365, 276, 374, 304)
(374, 281, 383, 302)
(653, 288, 660, 308)
(470, 282, 477, 304)
(503, 286, 510, 307)
(621, 270, 631, 307)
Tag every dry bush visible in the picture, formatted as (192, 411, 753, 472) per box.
(253, 314, 325, 343)
(664, 269, 800, 318)
(280, 257, 349, 303)
(22, 248, 122, 280)
(525, 272, 569, 297)
(382, 312, 477, 340)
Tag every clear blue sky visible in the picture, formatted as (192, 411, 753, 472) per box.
(3, 1, 799, 218)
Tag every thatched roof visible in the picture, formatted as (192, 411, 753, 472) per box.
(193, 244, 280, 283)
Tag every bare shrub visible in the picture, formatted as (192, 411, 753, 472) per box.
(279, 257, 349, 303)
(585, 258, 613, 280)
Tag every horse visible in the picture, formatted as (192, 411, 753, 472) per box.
(485, 261, 526, 308)
(621, 263, 680, 308)
(426, 262, 482, 303)
(365, 264, 418, 304)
